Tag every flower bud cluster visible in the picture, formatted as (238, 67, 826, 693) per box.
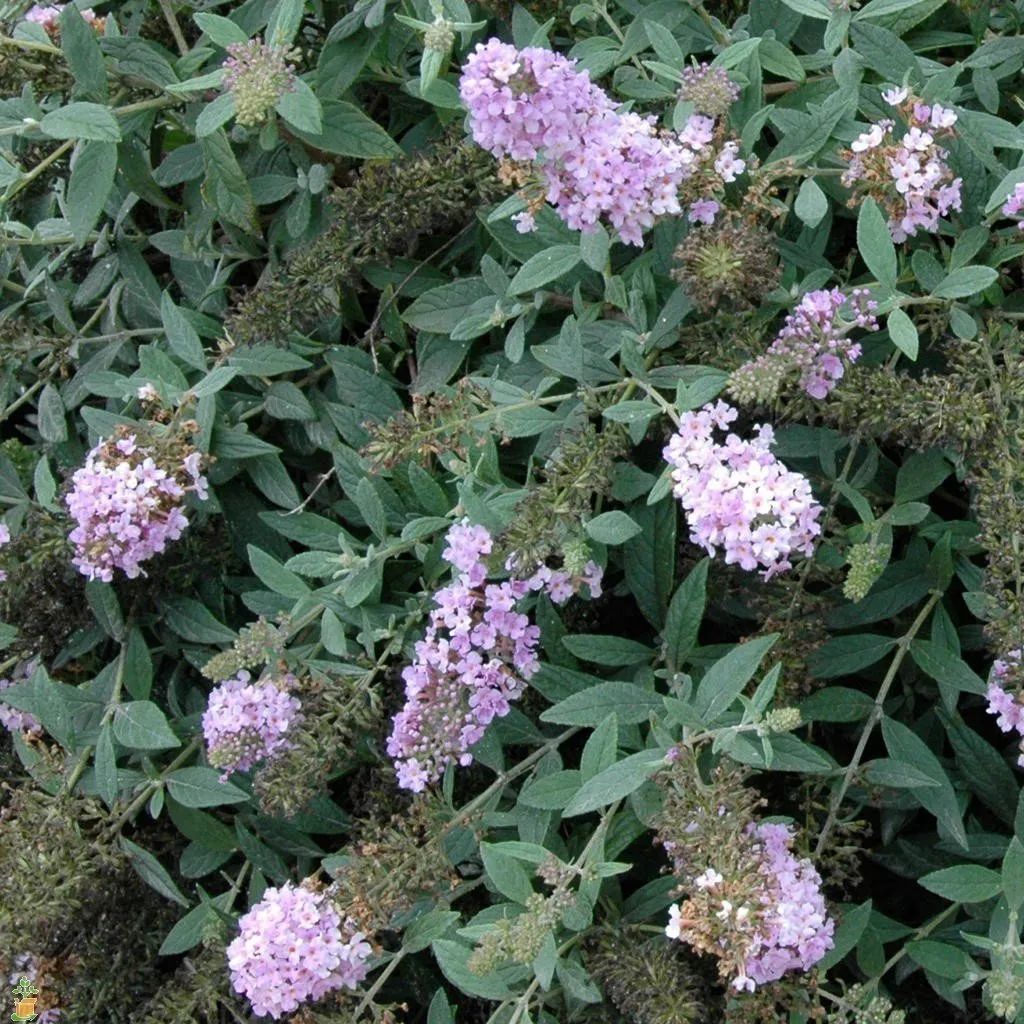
(840, 87, 961, 241)
(843, 541, 888, 602)
(201, 617, 289, 682)
(985, 649, 1024, 767)
(389, 521, 602, 792)
(202, 670, 303, 780)
(458, 39, 744, 245)
(65, 430, 208, 583)
(222, 38, 300, 126)
(665, 821, 834, 992)
(678, 62, 740, 119)
(226, 881, 372, 1020)
(731, 288, 879, 402)
(468, 889, 577, 974)
(0, 658, 41, 735)
(662, 401, 824, 579)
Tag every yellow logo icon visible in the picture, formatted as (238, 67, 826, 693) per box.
(10, 977, 38, 1023)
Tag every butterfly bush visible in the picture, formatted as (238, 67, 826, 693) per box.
(388, 520, 602, 791)
(986, 650, 1024, 766)
(731, 288, 879, 402)
(222, 38, 299, 126)
(665, 821, 834, 991)
(458, 39, 743, 245)
(202, 670, 303, 780)
(662, 401, 824, 579)
(226, 881, 371, 1019)
(840, 86, 961, 241)
(65, 432, 208, 583)
(0, 659, 41, 735)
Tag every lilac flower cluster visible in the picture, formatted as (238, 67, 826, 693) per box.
(226, 881, 372, 1019)
(732, 287, 879, 401)
(986, 650, 1024, 767)
(202, 670, 303, 780)
(841, 87, 961, 241)
(24, 3, 99, 32)
(222, 38, 299, 126)
(662, 401, 824, 579)
(0, 659, 41, 735)
(1001, 183, 1024, 229)
(665, 822, 833, 992)
(388, 521, 602, 792)
(458, 39, 743, 245)
(65, 434, 208, 583)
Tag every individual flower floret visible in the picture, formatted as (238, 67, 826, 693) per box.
(840, 90, 961, 241)
(986, 650, 1024, 767)
(64, 431, 209, 582)
(678, 63, 740, 119)
(222, 37, 300, 127)
(226, 881, 372, 1019)
(665, 821, 834, 991)
(662, 402, 824, 579)
(731, 287, 879, 402)
(0, 659, 42, 735)
(388, 520, 602, 791)
(202, 670, 303, 780)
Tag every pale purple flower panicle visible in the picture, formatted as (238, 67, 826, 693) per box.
(65, 434, 209, 583)
(458, 39, 743, 246)
(732, 287, 879, 401)
(0, 659, 41, 735)
(226, 882, 371, 1019)
(389, 520, 602, 791)
(202, 670, 302, 780)
(0, 521, 9, 581)
(1002, 183, 1024, 230)
(841, 91, 961, 242)
(739, 822, 834, 988)
(986, 650, 1024, 767)
(24, 3, 99, 32)
(662, 401, 824, 579)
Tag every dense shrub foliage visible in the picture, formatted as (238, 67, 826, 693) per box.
(5, 0, 1024, 1020)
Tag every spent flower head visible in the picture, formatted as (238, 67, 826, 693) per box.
(222, 38, 300, 126)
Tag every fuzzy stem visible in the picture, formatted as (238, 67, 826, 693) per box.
(813, 589, 942, 857)
(105, 736, 202, 835)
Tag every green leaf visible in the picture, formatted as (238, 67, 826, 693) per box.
(229, 345, 312, 376)
(918, 865, 1001, 902)
(195, 92, 236, 137)
(66, 139, 116, 246)
(120, 836, 190, 907)
(561, 634, 653, 666)
(157, 597, 236, 644)
(887, 308, 919, 361)
(584, 511, 642, 545)
(882, 717, 967, 850)
(95, 721, 118, 807)
(267, 0, 304, 47)
(248, 545, 311, 599)
(61, 4, 106, 99)
(402, 278, 491, 334)
(579, 224, 610, 272)
(695, 634, 778, 723)
(404, 909, 460, 953)
(540, 681, 662, 726)
(166, 767, 251, 808)
(808, 634, 897, 678)
(857, 198, 897, 287)
(794, 177, 828, 227)
(910, 640, 986, 697)
(580, 713, 618, 782)
(509, 245, 582, 295)
(1003, 838, 1024, 912)
(563, 748, 669, 817)
(932, 266, 998, 300)
(778, 0, 832, 17)
(158, 892, 232, 955)
(289, 99, 401, 158)
(37, 383, 67, 443)
(264, 381, 315, 421)
(199, 130, 257, 231)
(431, 940, 516, 1000)
(161, 292, 206, 371)
(193, 12, 249, 46)
(519, 769, 582, 810)
(799, 686, 875, 722)
(276, 78, 323, 134)
(895, 449, 951, 502)
(662, 558, 709, 671)
(113, 701, 181, 750)
(906, 940, 977, 979)
(819, 900, 872, 969)
(480, 842, 535, 904)
(759, 37, 805, 81)
(40, 102, 121, 141)
(864, 758, 941, 789)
